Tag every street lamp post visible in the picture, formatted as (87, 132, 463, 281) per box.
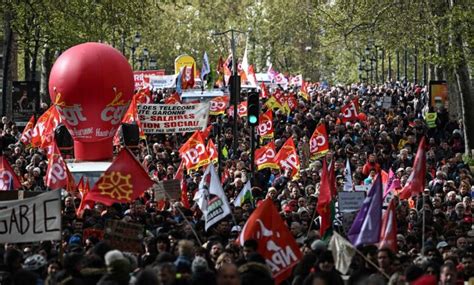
(131, 32, 141, 70)
(149, 57, 157, 70)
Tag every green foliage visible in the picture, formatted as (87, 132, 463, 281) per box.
(2, 0, 472, 84)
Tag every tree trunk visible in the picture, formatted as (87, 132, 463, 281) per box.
(449, 0, 474, 155)
(40, 45, 52, 104)
(2, 10, 13, 117)
(30, 27, 40, 82)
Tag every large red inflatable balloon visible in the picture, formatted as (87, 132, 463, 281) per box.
(49, 43, 134, 161)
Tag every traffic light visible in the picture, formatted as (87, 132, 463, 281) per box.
(229, 75, 241, 104)
(247, 91, 259, 126)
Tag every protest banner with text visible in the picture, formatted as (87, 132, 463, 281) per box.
(0, 191, 61, 243)
(137, 103, 209, 134)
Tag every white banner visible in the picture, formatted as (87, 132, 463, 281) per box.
(0, 191, 61, 243)
(149, 75, 177, 90)
(137, 103, 209, 134)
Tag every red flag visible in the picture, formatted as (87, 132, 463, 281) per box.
(174, 160, 190, 208)
(399, 137, 427, 199)
(298, 81, 309, 101)
(20, 115, 35, 145)
(209, 96, 229, 116)
(340, 98, 359, 123)
(238, 101, 247, 117)
(328, 159, 336, 197)
(215, 57, 225, 88)
(255, 141, 279, 171)
(135, 88, 152, 104)
(274, 137, 300, 179)
(309, 123, 329, 159)
(183, 64, 195, 89)
(164, 92, 181, 104)
(76, 178, 93, 217)
(207, 139, 218, 164)
(179, 131, 210, 172)
(238, 199, 302, 284)
(45, 141, 72, 190)
(76, 176, 85, 197)
(0, 156, 21, 190)
(379, 199, 398, 252)
(260, 82, 269, 99)
(317, 159, 332, 237)
(31, 106, 61, 148)
(121, 94, 145, 139)
(84, 148, 154, 206)
(200, 125, 213, 139)
(257, 110, 274, 140)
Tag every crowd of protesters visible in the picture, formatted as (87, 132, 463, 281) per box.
(0, 80, 472, 285)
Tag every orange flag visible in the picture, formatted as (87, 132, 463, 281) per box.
(20, 115, 35, 146)
(31, 106, 62, 149)
(309, 123, 329, 160)
(84, 148, 154, 206)
(274, 137, 300, 179)
(207, 139, 218, 164)
(255, 141, 279, 171)
(209, 96, 229, 116)
(121, 94, 145, 139)
(179, 131, 210, 173)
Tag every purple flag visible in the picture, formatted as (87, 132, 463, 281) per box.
(348, 174, 383, 246)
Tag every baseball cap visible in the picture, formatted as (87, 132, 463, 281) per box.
(436, 241, 449, 250)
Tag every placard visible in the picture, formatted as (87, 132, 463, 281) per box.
(154, 179, 181, 201)
(137, 103, 209, 134)
(429, 81, 448, 108)
(12, 81, 39, 122)
(133, 70, 166, 90)
(0, 191, 61, 243)
(338, 191, 366, 213)
(355, 185, 371, 192)
(104, 220, 144, 253)
(83, 228, 104, 242)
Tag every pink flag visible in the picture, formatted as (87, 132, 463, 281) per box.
(383, 169, 401, 198)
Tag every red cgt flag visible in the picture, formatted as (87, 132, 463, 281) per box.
(121, 94, 145, 139)
(340, 98, 359, 123)
(45, 141, 73, 190)
(31, 105, 62, 149)
(274, 137, 300, 179)
(207, 139, 218, 164)
(260, 82, 269, 99)
(257, 110, 274, 140)
(0, 156, 22, 190)
(379, 199, 398, 252)
(85, 148, 154, 206)
(309, 123, 329, 160)
(255, 141, 279, 171)
(164, 92, 182, 105)
(209, 96, 229, 116)
(20, 115, 35, 146)
(238, 199, 302, 284)
(398, 137, 427, 199)
(179, 131, 210, 173)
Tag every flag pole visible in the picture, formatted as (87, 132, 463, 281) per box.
(421, 192, 426, 257)
(353, 246, 390, 280)
(165, 192, 203, 246)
